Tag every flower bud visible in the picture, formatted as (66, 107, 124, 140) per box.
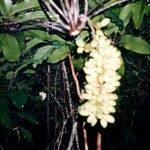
(100, 18, 110, 27)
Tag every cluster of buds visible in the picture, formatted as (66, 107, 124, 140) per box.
(76, 18, 122, 128)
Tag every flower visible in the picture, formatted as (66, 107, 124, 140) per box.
(77, 23, 122, 128)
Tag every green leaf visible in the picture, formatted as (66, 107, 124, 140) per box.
(120, 34, 150, 55)
(144, 5, 150, 16)
(25, 38, 44, 52)
(119, 4, 133, 27)
(118, 58, 125, 77)
(1, 34, 20, 62)
(9, 89, 28, 108)
(20, 127, 32, 143)
(17, 112, 39, 124)
(119, 1, 145, 29)
(10, 0, 39, 16)
(48, 46, 70, 63)
(104, 22, 119, 35)
(0, 0, 12, 16)
(24, 29, 52, 41)
(5, 71, 14, 80)
(105, 9, 124, 30)
(14, 11, 53, 22)
(0, 98, 12, 128)
(73, 56, 85, 70)
(23, 69, 35, 74)
(24, 30, 67, 43)
(132, 1, 145, 29)
(33, 45, 53, 67)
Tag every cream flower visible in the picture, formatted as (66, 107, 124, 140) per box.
(77, 20, 122, 128)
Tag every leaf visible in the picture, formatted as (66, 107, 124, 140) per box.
(144, 5, 150, 16)
(20, 127, 32, 143)
(0, 98, 12, 128)
(73, 56, 85, 70)
(24, 30, 67, 43)
(25, 38, 44, 52)
(120, 34, 150, 54)
(10, 0, 39, 16)
(0, 0, 12, 16)
(5, 71, 14, 80)
(14, 11, 53, 22)
(118, 58, 125, 77)
(24, 29, 53, 41)
(9, 89, 28, 108)
(48, 46, 70, 63)
(119, 4, 133, 27)
(119, 1, 145, 28)
(104, 23, 119, 35)
(23, 69, 35, 74)
(105, 9, 124, 30)
(33, 45, 53, 67)
(1, 34, 20, 62)
(132, 1, 145, 29)
(17, 112, 39, 124)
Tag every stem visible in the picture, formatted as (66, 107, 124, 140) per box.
(84, 0, 88, 15)
(60, 0, 69, 17)
(89, 0, 129, 18)
(83, 124, 89, 150)
(46, 64, 51, 150)
(48, 0, 70, 23)
(67, 121, 78, 150)
(97, 132, 101, 150)
(62, 61, 74, 112)
(74, 0, 79, 25)
(68, 54, 83, 101)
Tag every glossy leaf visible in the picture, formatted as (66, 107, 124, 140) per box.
(25, 38, 44, 52)
(1, 34, 20, 62)
(132, 1, 145, 29)
(10, 0, 39, 16)
(14, 11, 53, 22)
(17, 112, 39, 124)
(105, 9, 123, 30)
(120, 1, 145, 28)
(120, 34, 150, 54)
(9, 89, 28, 108)
(48, 46, 70, 63)
(33, 45, 53, 67)
(0, 0, 12, 16)
(119, 4, 133, 27)
(20, 127, 32, 143)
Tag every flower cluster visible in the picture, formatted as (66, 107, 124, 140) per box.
(76, 18, 122, 128)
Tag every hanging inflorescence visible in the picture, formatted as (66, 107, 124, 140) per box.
(76, 18, 122, 128)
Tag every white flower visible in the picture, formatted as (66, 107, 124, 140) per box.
(39, 92, 47, 101)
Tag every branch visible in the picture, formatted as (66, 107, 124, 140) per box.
(68, 54, 83, 101)
(83, 123, 89, 150)
(45, 0, 69, 23)
(84, 0, 88, 15)
(88, 0, 129, 18)
(67, 121, 78, 150)
(97, 132, 102, 150)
